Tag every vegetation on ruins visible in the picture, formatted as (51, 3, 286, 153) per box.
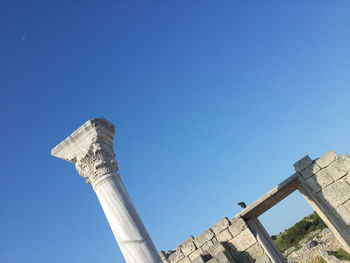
(316, 258, 327, 263)
(333, 248, 350, 261)
(271, 212, 327, 252)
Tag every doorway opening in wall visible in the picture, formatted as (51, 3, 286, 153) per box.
(258, 191, 345, 263)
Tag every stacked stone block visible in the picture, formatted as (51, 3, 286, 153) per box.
(159, 217, 271, 263)
(294, 150, 350, 251)
(160, 150, 350, 263)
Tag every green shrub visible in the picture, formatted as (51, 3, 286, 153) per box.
(334, 248, 350, 261)
(316, 258, 327, 263)
(272, 212, 327, 252)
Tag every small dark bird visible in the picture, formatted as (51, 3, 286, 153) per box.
(237, 202, 247, 208)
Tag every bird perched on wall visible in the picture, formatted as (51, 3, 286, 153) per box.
(237, 202, 247, 208)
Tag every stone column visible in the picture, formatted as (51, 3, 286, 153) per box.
(294, 153, 350, 253)
(247, 218, 287, 263)
(51, 118, 162, 263)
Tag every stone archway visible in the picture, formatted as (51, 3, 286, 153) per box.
(160, 150, 350, 263)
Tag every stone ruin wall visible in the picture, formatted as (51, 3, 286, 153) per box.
(159, 150, 350, 263)
(295, 150, 350, 249)
(159, 216, 271, 263)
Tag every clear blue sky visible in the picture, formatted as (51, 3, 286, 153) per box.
(1, 1, 350, 262)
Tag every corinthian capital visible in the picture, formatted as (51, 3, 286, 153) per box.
(51, 118, 118, 184)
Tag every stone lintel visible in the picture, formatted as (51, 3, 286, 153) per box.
(237, 173, 299, 219)
(51, 118, 115, 163)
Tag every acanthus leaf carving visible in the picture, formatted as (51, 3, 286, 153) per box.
(75, 140, 118, 184)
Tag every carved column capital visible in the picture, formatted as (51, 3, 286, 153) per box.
(52, 118, 163, 263)
(51, 118, 118, 184)
(75, 141, 118, 183)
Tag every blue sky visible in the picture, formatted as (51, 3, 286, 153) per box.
(1, 1, 350, 262)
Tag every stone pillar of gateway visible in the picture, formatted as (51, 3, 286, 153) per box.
(51, 118, 162, 263)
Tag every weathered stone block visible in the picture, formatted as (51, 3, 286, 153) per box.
(216, 229, 233, 243)
(255, 254, 271, 263)
(294, 155, 312, 172)
(168, 249, 185, 263)
(202, 240, 214, 251)
(206, 242, 226, 256)
(336, 205, 350, 225)
(180, 237, 196, 256)
(320, 180, 350, 207)
(237, 251, 255, 263)
(315, 150, 339, 168)
(343, 199, 350, 212)
(207, 259, 219, 263)
(211, 218, 230, 235)
(214, 251, 233, 263)
(229, 228, 257, 251)
(191, 255, 206, 263)
(159, 250, 168, 260)
(245, 242, 264, 259)
(178, 257, 191, 263)
(229, 217, 247, 238)
(300, 163, 321, 179)
(189, 248, 203, 261)
(194, 229, 215, 247)
(313, 169, 334, 188)
(326, 157, 350, 181)
(305, 176, 322, 193)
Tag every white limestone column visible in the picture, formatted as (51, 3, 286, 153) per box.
(51, 118, 162, 263)
(247, 218, 287, 263)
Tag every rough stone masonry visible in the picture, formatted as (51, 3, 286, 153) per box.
(159, 150, 350, 263)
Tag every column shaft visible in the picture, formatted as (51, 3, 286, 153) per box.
(51, 119, 163, 263)
(92, 174, 162, 263)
